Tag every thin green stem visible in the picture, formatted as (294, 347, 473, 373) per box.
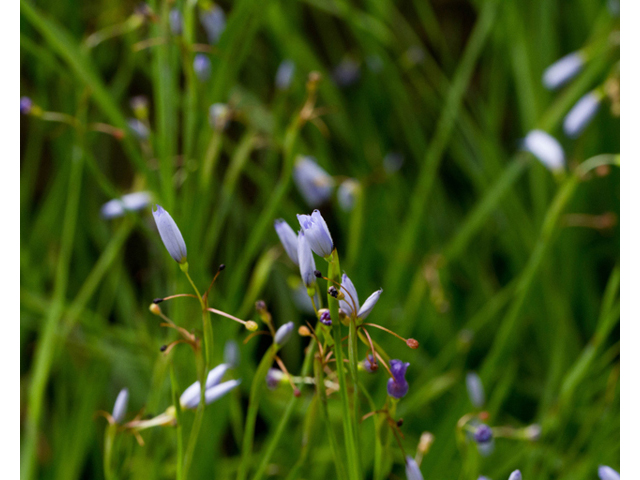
(328, 252, 360, 480)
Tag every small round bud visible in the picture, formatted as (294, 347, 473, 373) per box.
(219, 264, 226, 271)
(406, 338, 419, 349)
(396, 418, 404, 427)
(255, 300, 267, 312)
(149, 303, 161, 315)
(245, 321, 258, 332)
(153, 297, 164, 304)
(328, 286, 339, 298)
(160, 344, 167, 352)
(473, 424, 493, 444)
(298, 326, 311, 336)
(314, 270, 322, 278)
(293, 388, 301, 397)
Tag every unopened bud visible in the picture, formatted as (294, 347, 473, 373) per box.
(406, 338, 419, 349)
(255, 300, 267, 312)
(149, 303, 161, 315)
(245, 321, 258, 332)
(418, 432, 434, 454)
(298, 326, 311, 336)
(314, 270, 322, 278)
(153, 297, 164, 304)
(160, 344, 167, 352)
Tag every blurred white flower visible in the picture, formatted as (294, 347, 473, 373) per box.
(522, 130, 565, 172)
(101, 191, 152, 219)
(542, 52, 584, 90)
(563, 90, 602, 138)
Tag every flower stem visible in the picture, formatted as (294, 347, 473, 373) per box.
(238, 344, 278, 480)
(328, 251, 360, 480)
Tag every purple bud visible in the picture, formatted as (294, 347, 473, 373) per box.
(275, 59, 295, 90)
(169, 9, 183, 35)
(319, 309, 332, 326)
(387, 359, 410, 399)
(194, 54, 211, 82)
(332, 58, 360, 87)
(274, 321, 294, 346)
(508, 470, 522, 480)
(20, 97, 32, 115)
(266, 368, 284, 390)
(199, 5, 226, 44)
(363, 354, 376, 373)
(473, 424, 493, 444)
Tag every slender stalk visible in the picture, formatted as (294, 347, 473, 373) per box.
(328, 252, 360, 480)
(252, 340, 317, 480)
(103, 424, 117, 480)
(238, 344, 279, 480)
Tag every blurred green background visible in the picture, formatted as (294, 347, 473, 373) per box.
(20, 0, 619, 479)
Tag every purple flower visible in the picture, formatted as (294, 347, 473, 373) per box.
(112, 388, 129, 423)
(473, 424, 493, 444)
(543, 51, 584, 90)
(152, 205, 187, 264)
(339, 273, 382, 319)
(363, 354, 376, 372)
(508, 470, 522, 480)
(274, 219, 299, 265)
(275, 59, 295, 90)
(563, 90, 602, 138)
(332, 58, 360, 87)
(405, 456, 424, 480)
(20, 97, 32, 115)
(274, 322, 295, 346)
(297, 231, 317, 287)
(194, 54, 211, 82)
(266, 368, 284, 390)
(387, 359, 410, 398)
(319, 309, 332, 326)
(199, 5, 226, 44)
(169, 8, 183, 35)
(297, 210, 333, 257)
(293, 157, 335, 207)
(598, 466, 620, 480)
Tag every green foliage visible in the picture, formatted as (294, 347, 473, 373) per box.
(20, 0, 619, 479)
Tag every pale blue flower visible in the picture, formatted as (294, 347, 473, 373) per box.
(466, 372, 485, 408)
(101, 191, 152, 219)
(152, 205, 187, 264)
(128, 118, 149, 140)
(199, 5, 226, 44)
(563, 90, 601, 138)
(169, 8, 183, 35)
(340, 273, 382, 319)
(112, 388, 129, 423)
(297, 231, 317, 287)
(293, 156, 335, 207)
(224, 340, 240, 368)
(194, 54, 211, 82)
(274, 219, 299, 265)
(266, 368, 284, 390)
(543, 52, 584, 90)
(209, 103, 231, 131)
(297, 210, 333, 257)
(333, 58, 360, 87)
(275, 59, 295, 90)
(337, 179, 360, 212)
(508, 470, 522, 480)
(180, 364, 238, 409)
(274, 322, 295, 346)
(598, 466, 620, 480)
(522, 130, 565, 172)
(405, 456, 424, 480)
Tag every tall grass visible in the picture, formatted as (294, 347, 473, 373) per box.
(20, 0, 619, 479)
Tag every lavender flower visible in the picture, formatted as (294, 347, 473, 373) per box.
(297, 231, 317, 287)
(20, 97, 32, 115)
(101, 191, 152, 219)
(522, 130, 565, 172)
(169, 8, 183, 35)
(337, 179, 360, 212)
(128, 118, 149, 140)
(199, 5, 226, 44)
(275, 59, 295, 90)
(563, 90, 602, 138)
(224, 340, 240, 368)
(152, 205, 187, 264)
(293, 157, 335, 207)
(194, 54, 211, 82)
(405, 456, 424, 480)
(508, 470, 522, 480)
(180, 364, 239, 409)
(112, 388, 129, 423)
(274, 219, 299, 265)
(466, 372, 485, 408)
(332, 58, 360, 87)
(266, 368, 284, 390)
(598, 466, 620, 480)
(543, 52, 584, 90)
(274, 322, 295, 346)
(297, 210, 334, 257)
(387, 359, 410, 399)
(473, 424, 493, 444)
(339, 273, 382, 320)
